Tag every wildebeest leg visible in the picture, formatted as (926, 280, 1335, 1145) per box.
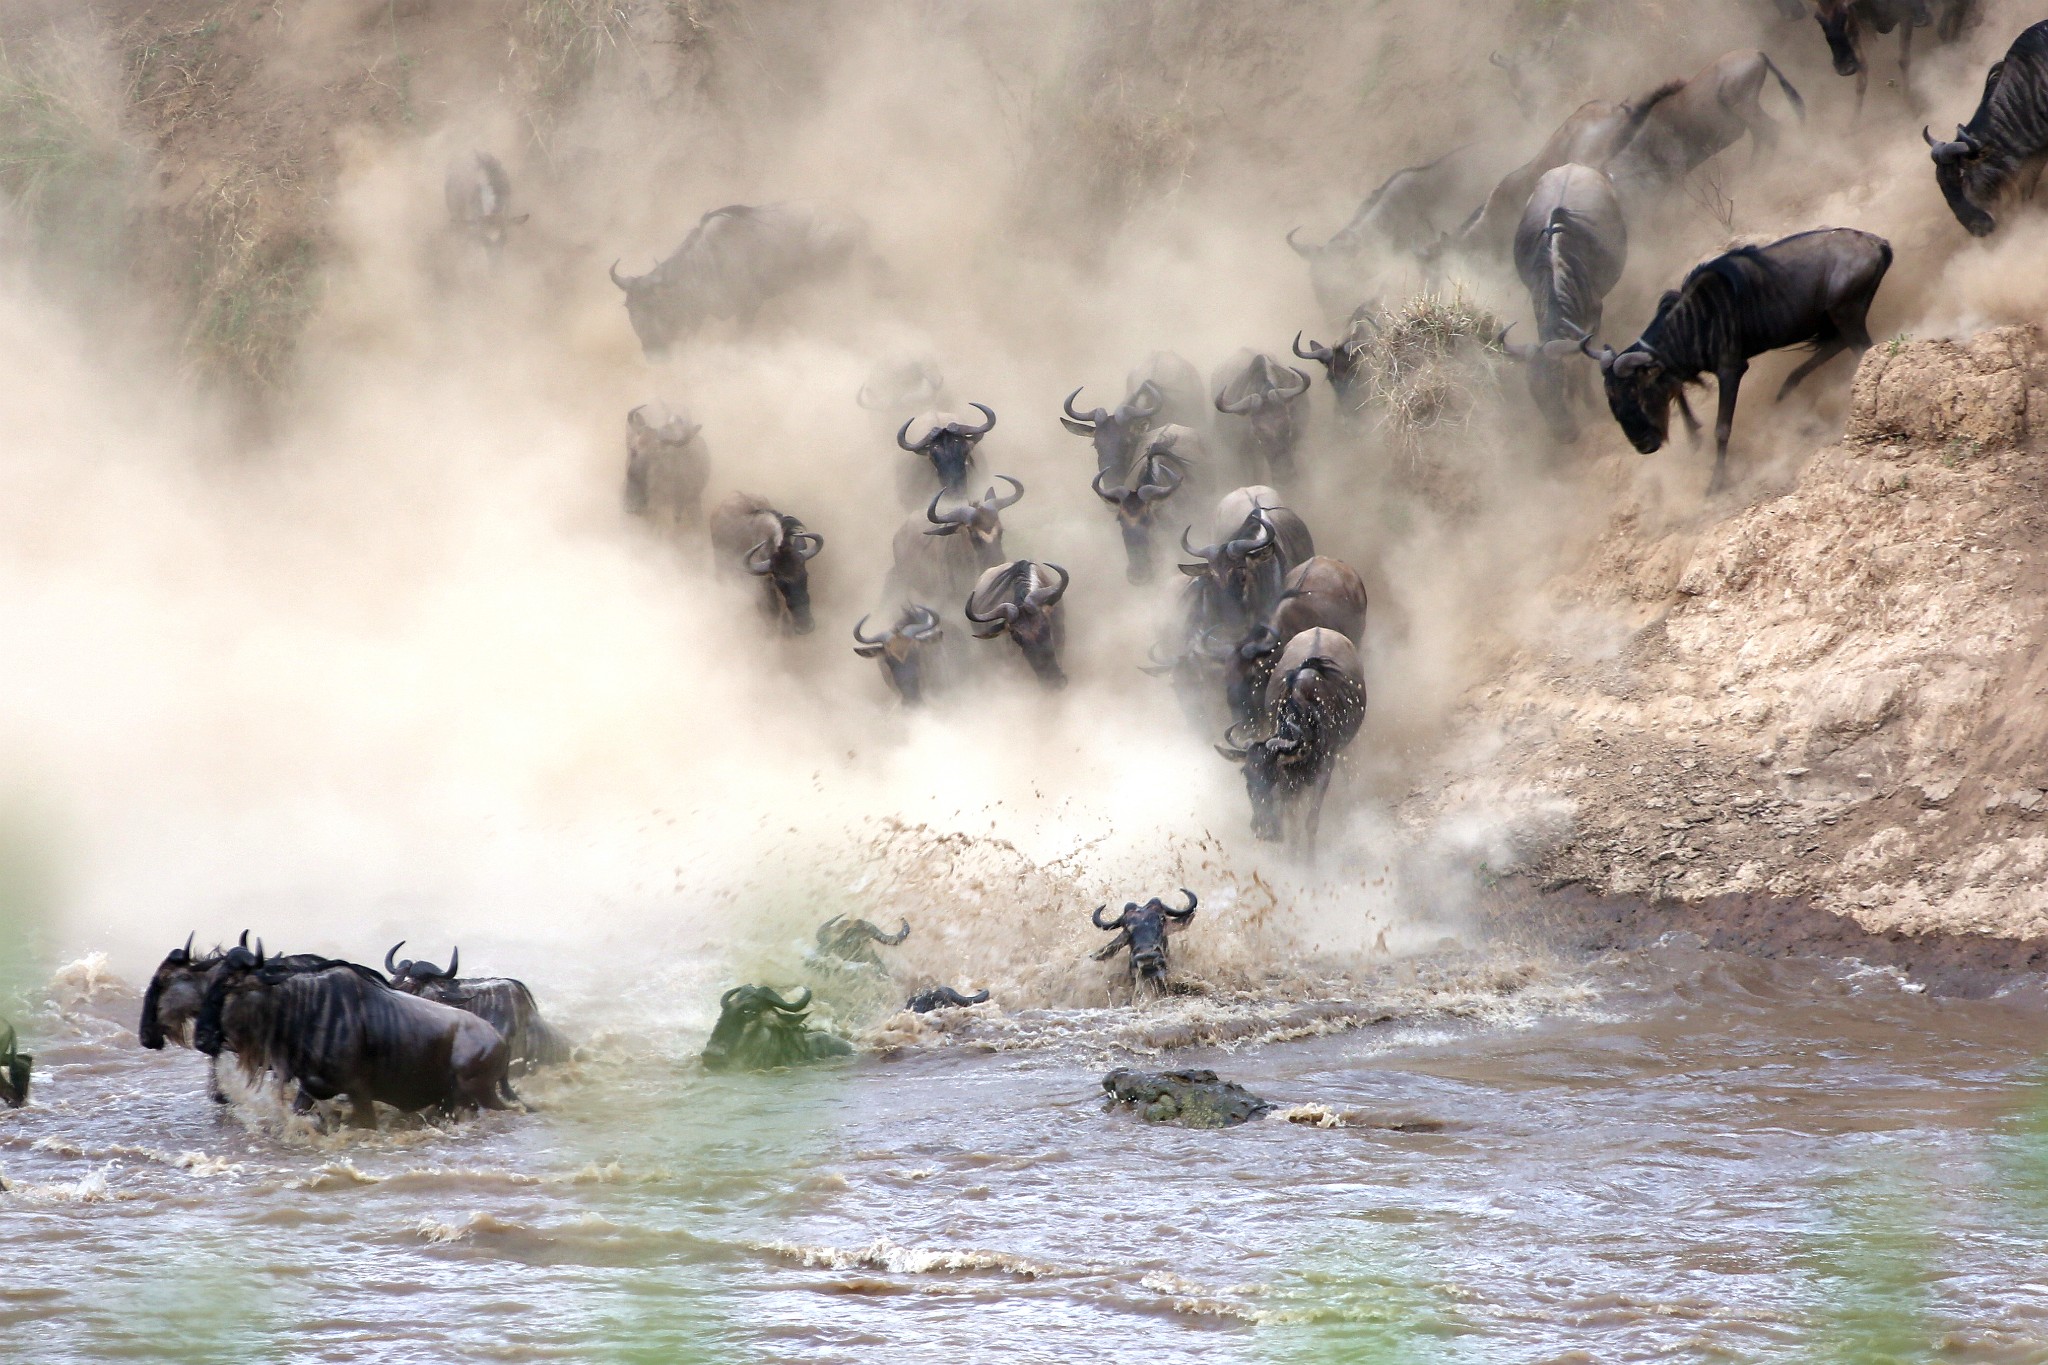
(1747, 105, 1781, 162)
(1302, 765, 1337, 864)
(347, 1092, 378, 1129)
(1775, 339, 1850, 399)
(209, 1055, 229, 1104)
(1674, 391, 1703, 447)
(1708, 364, 1747, 494)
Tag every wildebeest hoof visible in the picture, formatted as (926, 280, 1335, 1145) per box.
(1102, 1068, 1273, 1128)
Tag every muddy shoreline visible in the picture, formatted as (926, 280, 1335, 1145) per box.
(1499, 879, 2048, 997)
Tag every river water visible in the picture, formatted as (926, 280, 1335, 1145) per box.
(8, 928, 2048, 1363)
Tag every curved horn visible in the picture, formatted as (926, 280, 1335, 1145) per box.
(1026, 563, 1070, 609)
(816, 914, 845, 945)
(954, 988, 991, 1005)
(1092, 904, 1128, 930)
(1922, 124, 1937, 147)
(720, 985, 746, 1010)
(1167, 888, 1199, 917)
(1091, 469, 1125, 504)
(960, 402, 996, 436)
(1490, 49, 1512, 70)
(1293, 330, 1332, 362)
(1128, 380, 1163, 417)
(1285, 226, 1317, 259)
(181, 931, 195, 961)
(238, 930, 249, 950)
(1216, 390, 1258, 415)
(852, 614, 888, 645)
(1224, 513, 1275, 560)
(896, 416, 927, 452)
(1062, 387, 1095, 425)
(1180, 525, 1212, 560)
(907, 605, 943, 639)
(1579, 333, 1617, 368)
(744, 539, 776, 575)
(254, 939, 265, 967)
(386, 941, 404, 975)
(988, 475, 1024, 510)
(608, 259, 630, 289)
(1137, 458, 1184, 501)
(1280, 366, 1312, 397)
(762, 986, 812, 1012)
(1496, 322, 1536, 361)
(445, 946, 458, 979)
(925, 489, 958, 528)
(868, 918, 911, 945)
(791, 530, 824, 560)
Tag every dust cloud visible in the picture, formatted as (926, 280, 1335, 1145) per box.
(0, 0, 2035, 1022)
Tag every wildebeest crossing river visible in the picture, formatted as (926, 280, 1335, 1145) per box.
(10, 925, 2048, 1361)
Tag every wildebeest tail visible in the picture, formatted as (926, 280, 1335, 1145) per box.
(1759, 52, 1806, 122)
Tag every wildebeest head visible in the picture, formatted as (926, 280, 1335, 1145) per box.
(1814, 1, 1867, 77)
(965, 560, 1071, 687)
(905, 985, 991, 1013)
(1092, 452, 1188, 583)
(1580, 331, 1680, 455)
(192, 943, 270, 1058)
(609, 259, 684, 358)
(139, 931, 214, 1050)
(385, 941, 459, 989)
(1292, 323, 1372, 411)
(1498, 322, 1596, 443)
(925, 476, 1023, 569)
(0, 1022, 28, 1108)
(1215, 719, 1304, 841)
(1924, 123, 1996, 236)
(445, 152, 526, 258)
(897, 405, 997, 492)
(745, 514, 824, 634)
(701, 985, 848, 1072)
(1062, 381, 1162, 476)
(853, 605, 944, 704)
(1090, 889, 1198, 986)
(1180, 510, 1284, 626)
(626, 405, 702, 462)
(1215, 364, 1312, 473)
(816, 914, 912, 968)
(1223, 623, 1286, 726)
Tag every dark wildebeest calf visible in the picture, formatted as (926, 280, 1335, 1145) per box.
(1580, 227, 1891, 494)
(1925, 21, 2048, 237)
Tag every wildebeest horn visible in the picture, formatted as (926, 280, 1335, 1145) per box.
(1128, 380, 1163, 418)
(906, 605, 942, 639)
(787, 524, 823, 559)
(852, 615, 888, 646)
(1224, 514, 1274, 560)
(762, 986, 812, 1012)
(1214, 739, 1249, 762)
(446, 947, 458, 978)
(1496, 322, 1536, 361)
(1293, 331, 1332, 362)
(925, 489, 963, 533)
(1285, 226, 1317, 259)
(1923, 124, 1937, 147)
(1180, 525, 1210, 559)
(1166, 888, 1198, 918)
(816, 914, 845, 945)
(988, 475, 1024, 510)
(744, 539, 776, 575)
(1091, 469, 1125, 504)
(1062, 387, 1096, 425)
(1026, 563, 1070, 608)
(180, 931, 194, 961)
(1216, 390, 1259, 415)
(865, 918, 911, 945)
(386, 941, 404, 975)
(1280, 366, 1312, 397)
(254, 939, 265, 966)
(959, 402, 996, 436)
(896, 416, 929, 452)
(856, 381, 884, 410)
(720, 985, 746, 1010)
(1490, 49, 1512, 70)
(1092, 904, 1128, 930)
(1611, 350, 1654, 378)
(1137, 458, 1184, 501)
(238, 930, 249, 949)
(608, 260, 634, 290)
(1579, 333, 1617, 368)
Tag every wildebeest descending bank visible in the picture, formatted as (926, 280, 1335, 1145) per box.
(1500, 163, 1628, 442)
(1580, 227, 1892, 494)
(610, 202, 869, 357)
(195, 946, 513, 1125)
(622, 403, 709, 532)
(853, 605, 945, 706)
(384, 944, 571, 1073)
(1216, 627, 1366, 855)
(709, 493, 825, 634)
(965, 560, 1071, 687)
(1603, 50, 1804, 205)
(1926, 21, 2048, 237)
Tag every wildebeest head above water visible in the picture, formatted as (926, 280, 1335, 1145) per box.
(385, 942, 570, 1071)
(815, 915, 911, 969)
(700, 985, 853, 1072)
(0, 1021, 29, 1108)
(1091, 889, 1199, 989)
(897, 405, 997, 493)
(905, 985, 991, 1013)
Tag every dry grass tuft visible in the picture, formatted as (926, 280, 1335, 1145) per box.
(1354, 288, 1506, 449)
(0, 33, 137, 264)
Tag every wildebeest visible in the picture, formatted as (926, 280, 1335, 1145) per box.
(905, 985, 990, 1013)
(609, 201, 868, 357)
(816, 915, 912, 969)
(853, 605, 945, 705)
(709, 493, 824, 634)
(1216, 627, 1366, 853)
(1091, 889, 1198, 995)
(889, 476, 1024, 603)
(195, 946, 513, 1125)
(1179, 488, 1316, 635)
(1814, 0, 1929, 109)
(857, 356, 945, 413)
(1579, 227, 1892, 493)
(444, 151, 526, 260)
(1499, 163, 1628, 441)
(897, 405, 998, 494)
(1223, 556, 1369, 726)
(1062, 380, 1163, 480)
(384, 944, 570, 1073)
(965, 560, 1071, 687)
(1454, 84, 1677, 256)
(623, 403, 708, 531)
(1288, 147, 1497, 320)
(700, 986, 851, 1072)
(1126, 352, 1209, 430)
(0, 1022, 28, 1108)
(1925, 21, 2048, 237)
(1092, 433, 1194, 584)
(1211, 353, 1312, 482)
(1604, 50, 1805, 202)
(1292, 305, 1378, 417)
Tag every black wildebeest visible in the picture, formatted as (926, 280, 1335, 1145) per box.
(1288, 147, 1497, 320)
(1499, 163, 1628, 442)
(709, 493, 824, 634)
(1579, 227, 1892, 494)
(1212, 353, 1312, 482)
(1092, 890, 1199, 996)
(384, 944, 570, 1073)
(966, 560, 1071, 687)
(1814, 0, 1930, 110)
(610, 202, 868, 358)
(623, 403, 708, 532)
(1062, 380, 1163, 480)
(890, 477, 1024, 605)
(815, 915, 911, 969)
(1093, 432, 1195, 584)
(853, 605, 945, 705)
(444, 152, 526, 261)
(700, 986, 851, 1072)
(1925, 21, 2048, 237)
(0, 1022, 28, 1108)
(1223, 556, 1370, 727)
(905, 985, 990, 1013)
(1179, 488, 1317, 636)
(1454, 84, 1677, 256)
(897, 405, 998, 494)
(1604, 50, 1804, 203)
(1293, 306, 1377, 417)
(1217, 627, 1366, 854)
(196, 946, 513, 1126)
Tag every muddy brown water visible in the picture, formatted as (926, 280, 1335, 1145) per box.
(9, 918, 2048, 1362)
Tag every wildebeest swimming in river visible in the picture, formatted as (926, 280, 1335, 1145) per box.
(1925, 21, 2048, 237)
(610, 201, 869, 357)
(815, 915, 911, 970)
(1092, 890, 1199, 996)
(905, 985, 990, 1013)
(195, 945, 514, 1126)
(384, 943, 571, 1073)
(1578, 227, 1892, 494)
(709, 493, 824, 634)
(0, 1022, 29, 1108)
(700, 986, 852, 1072)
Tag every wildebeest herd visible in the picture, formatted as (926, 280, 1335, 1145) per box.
(94, 13, 2048, 1120)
